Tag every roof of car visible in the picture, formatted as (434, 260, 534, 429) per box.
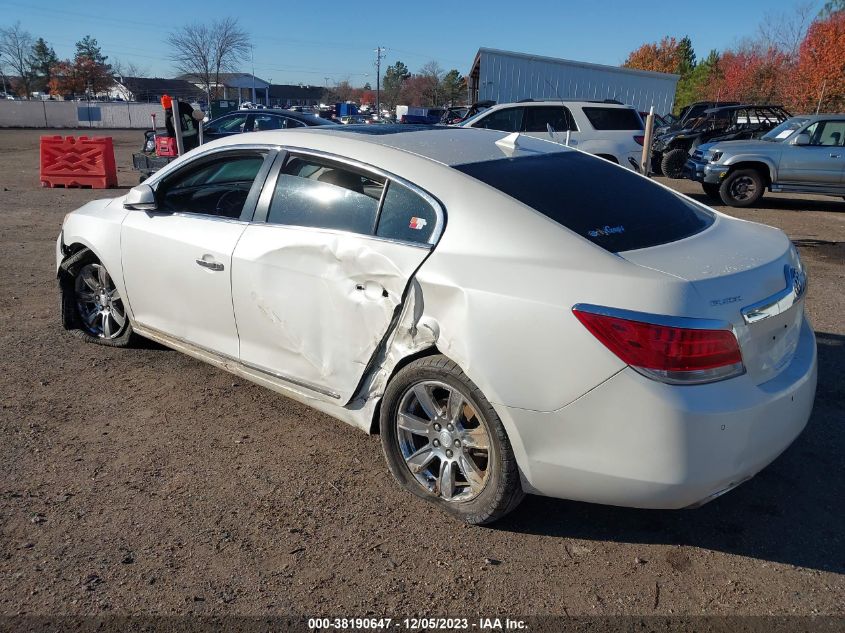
(487, 99, 635, 109)
(218, 124, 571, 166)
(216, 108, 332, 123)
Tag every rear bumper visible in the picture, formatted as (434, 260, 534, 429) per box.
(498, 317, 817, 509)
(684, 158, 729, 184)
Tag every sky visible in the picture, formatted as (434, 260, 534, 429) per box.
(1, 0, 820, 86)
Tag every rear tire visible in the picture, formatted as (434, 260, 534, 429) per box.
(701, 182, 721, 201)
(719, 169, 764, 207)
(380, 355, 524, 525)
(660, 148, 689, 179)
(59, 248, 135, 347)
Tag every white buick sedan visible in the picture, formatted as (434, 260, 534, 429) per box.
(56, 126, 817, 524)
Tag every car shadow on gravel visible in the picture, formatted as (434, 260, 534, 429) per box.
(493, 331, 845, 574)
(685, 191, 845, 214)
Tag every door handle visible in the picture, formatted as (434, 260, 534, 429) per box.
(195, 257, 224, 271)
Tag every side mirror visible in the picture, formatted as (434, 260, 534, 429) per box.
(123, 183, 157, 211)
(791, 133, 810, 146)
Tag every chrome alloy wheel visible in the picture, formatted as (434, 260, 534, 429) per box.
(729, 175, 757, 201)
(396, 380, 492, 503)
(74, 263, 127, 339)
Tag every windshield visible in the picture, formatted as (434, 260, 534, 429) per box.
(762, 118, 808, 142)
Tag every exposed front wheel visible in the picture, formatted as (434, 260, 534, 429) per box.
(60, 248, 135, 347)
(719, 169, 764, 207)
(380, 355, 524, 524)
(660, 148, 689, 179)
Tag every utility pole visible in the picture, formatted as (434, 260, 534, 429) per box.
(375, 46, 386, 118)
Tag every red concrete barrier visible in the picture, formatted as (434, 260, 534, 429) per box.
(40, 135, 118, 189)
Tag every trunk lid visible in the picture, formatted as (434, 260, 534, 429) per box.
(620, 215, 804, 385)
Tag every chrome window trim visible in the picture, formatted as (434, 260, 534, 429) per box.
(572, 303, 735, 333)
(239, 220, 431, 250)
(741, 264, 807, 325)
(267, 145, 446, 246)
(145, 143, 279, 188)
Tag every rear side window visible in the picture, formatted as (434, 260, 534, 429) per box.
(267, 156, 385, 234)
(582, 107, 643, 131)
(454, 152, 713, 252)
(376, 181, 437, 244)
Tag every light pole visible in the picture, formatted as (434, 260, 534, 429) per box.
(375, 46, 385, 118)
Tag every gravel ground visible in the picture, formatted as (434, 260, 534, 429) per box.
(0, 129, 843, 619)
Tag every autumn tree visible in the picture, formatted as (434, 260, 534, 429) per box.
(702, 44, 791, 104)
(789, 11, 845, 112)
(73, 35, 112, 96)
(819, 0, 845, 16)
(0, 22, 35, 98)
(623, 36, 685, 74)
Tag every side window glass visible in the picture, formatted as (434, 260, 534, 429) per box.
(267, 156, 385, 234)
(376, 181, 437, 244)
(252, 114, 283, 131)
(208, 114, 247, 134)
(157, 153, 266, 218)
(282, 117, 306, 129)
(523, 107, 570, 133)
(813, 121, 845, 146)
(473, 107, 523, 132)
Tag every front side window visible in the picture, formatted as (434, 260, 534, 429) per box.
(523, 106, 574, 133)
(250, 114, 284, 131)
(267, 156, 385, 234)
(807, 120, 845, 146)
(472, 107, 524, 132)
(376, 181, 437, 244)
(157, 152, 266, 218)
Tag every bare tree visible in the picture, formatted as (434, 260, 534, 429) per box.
(0, 22, 34, 98)
(418, 61, 444, 107)
(757, 1, 816, 58)
(167, 18, 249, 105)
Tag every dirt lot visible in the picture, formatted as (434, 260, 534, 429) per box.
(0, 129, 843, 620)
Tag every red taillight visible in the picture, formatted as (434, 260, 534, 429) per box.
(633, 135, 645, 146)
(573, 308, 744, 383)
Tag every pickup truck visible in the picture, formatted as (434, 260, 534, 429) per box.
(684, 114, 845, 207)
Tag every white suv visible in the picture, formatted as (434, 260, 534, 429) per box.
(460, 100, 645, 170)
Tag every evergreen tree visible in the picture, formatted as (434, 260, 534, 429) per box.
(29, 37, 57, 93)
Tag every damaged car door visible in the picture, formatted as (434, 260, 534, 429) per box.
(231, 151, 443, 403)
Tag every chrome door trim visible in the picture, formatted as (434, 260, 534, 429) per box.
(741, 264, 807, 325)
(132, 322, 342, 400)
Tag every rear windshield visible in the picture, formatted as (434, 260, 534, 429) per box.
(453, 152, 714, 252)
(582, 107, 643, 131)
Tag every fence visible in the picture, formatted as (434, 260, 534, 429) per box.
(0, 100, 164, 129)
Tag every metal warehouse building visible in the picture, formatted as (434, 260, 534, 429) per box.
(468, 48, 679, 114)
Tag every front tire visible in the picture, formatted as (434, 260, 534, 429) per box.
(59, 248, 135, 347)
(660, 148, 689, 179)
(719, 169, 764, 207)
(380, 355, 524, 525)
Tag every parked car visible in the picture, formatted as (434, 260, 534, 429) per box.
(57, 126, 816, 524)
(685, 114, 845, 207)
(203, 108, 336, 141)
(460, 99, 645, 169)
(653, 104, 791, 178)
